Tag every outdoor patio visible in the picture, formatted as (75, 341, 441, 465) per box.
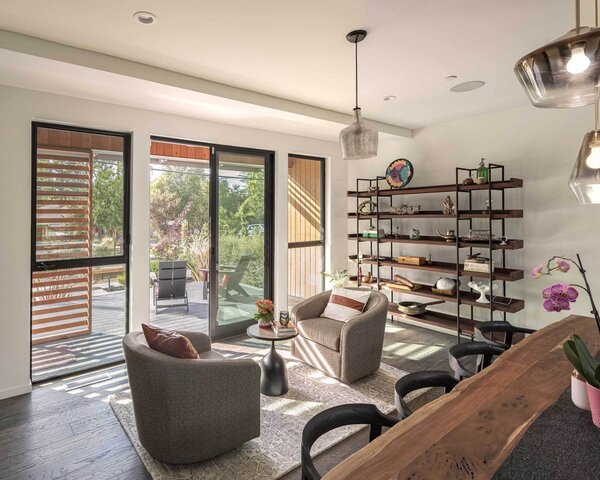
(32, 281, 262, 382)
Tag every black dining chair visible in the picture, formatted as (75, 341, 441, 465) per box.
(394, 371, 459, 419)
(448, 342, 507, 381)
(474, 320, 536, 349)
(301, 403, 398, 480)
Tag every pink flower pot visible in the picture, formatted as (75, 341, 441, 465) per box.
(586, 382, 600, 427)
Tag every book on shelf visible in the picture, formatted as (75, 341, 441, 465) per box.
(273, 321, 296, 334)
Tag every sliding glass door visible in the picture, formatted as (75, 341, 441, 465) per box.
(209, 145, 274, 339)
(31, 123, 130, 382)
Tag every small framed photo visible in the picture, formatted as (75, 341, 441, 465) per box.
(279, 310, 290, 326)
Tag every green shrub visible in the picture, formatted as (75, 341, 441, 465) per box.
(219, 234, 264, 289)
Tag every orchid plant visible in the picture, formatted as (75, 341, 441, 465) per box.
(532, 254, 600, 333)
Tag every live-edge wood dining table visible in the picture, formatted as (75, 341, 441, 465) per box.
(323, 315, 600, 480)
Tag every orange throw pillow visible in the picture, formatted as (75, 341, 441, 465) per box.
(141, 324, 199, 359)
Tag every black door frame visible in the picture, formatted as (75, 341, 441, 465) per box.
(30, 122, 132, 383)
(150, 136, 275, 340)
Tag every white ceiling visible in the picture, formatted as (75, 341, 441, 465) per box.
(0, 0, 587, 130)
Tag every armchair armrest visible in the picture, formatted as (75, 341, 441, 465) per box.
(291, 291, 331, 323)
(179, 330, 212, 354)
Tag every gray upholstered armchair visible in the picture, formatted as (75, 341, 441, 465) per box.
(123, 330, 261, 464)
(291, 290, 388, 383)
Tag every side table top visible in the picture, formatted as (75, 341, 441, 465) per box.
(247, 323, 298, 341)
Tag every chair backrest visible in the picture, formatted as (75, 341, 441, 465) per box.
(157, 261, 187, 299)
(301, 403, 398, 480)
(394, 371, 458, 419)
(235, 255, 253, 273)
(448, 341, 506, 380)
(474, 320, 537, 348)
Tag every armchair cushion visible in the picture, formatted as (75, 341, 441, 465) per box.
(297, 318, 344, 351)
(321, 287, 371, 322)
(141, 324, 199, 359)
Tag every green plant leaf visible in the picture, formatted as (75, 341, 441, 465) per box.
(573, 335, 600, 388)
(563, 340, 585, 377)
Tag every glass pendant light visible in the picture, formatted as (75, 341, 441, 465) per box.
(339, 30, 378, 160)
(514, 0, 600, 108)
(570, 88, 600, 203)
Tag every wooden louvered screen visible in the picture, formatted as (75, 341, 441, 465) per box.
(32, 144, 93, 343)
(287, 155, 325, 302)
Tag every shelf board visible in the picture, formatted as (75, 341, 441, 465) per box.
(348, 209, 523, 220)
(348, 234, 524, 250)
(348, 277, 524, 313)
(387, 284, 524, 313)
(347, 178, 523, 198)
(387, 305, 477, 335)
(349, 256, 524, 281)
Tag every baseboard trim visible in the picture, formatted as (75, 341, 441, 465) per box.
(0, 382, 32, 400)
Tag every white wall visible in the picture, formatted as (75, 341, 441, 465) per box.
(348, 104, 599, 330)
(0, 85, 347, 399)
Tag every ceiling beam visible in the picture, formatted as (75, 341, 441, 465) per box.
(0, 29, 413, 139)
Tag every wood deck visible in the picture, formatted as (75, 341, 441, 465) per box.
(31, 281, 297, 382)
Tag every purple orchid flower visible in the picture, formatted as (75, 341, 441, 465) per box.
(531, 265, 544, 278)
(556, 259, 570, 272)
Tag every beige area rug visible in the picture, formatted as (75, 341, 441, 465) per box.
(110, 354, 415, 480)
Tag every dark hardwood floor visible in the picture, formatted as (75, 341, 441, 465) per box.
(0, 320, 459, 480)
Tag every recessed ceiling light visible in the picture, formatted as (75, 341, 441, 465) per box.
(444, 75, 458, 81)
(450, 80, 485, 93)
(383, 95, 397, 101)
(133, 11, 157, 25)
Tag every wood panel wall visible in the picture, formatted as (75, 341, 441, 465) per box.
(287, 156, 324, 300)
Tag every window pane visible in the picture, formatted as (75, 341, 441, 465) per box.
(35, 127, 125, 262)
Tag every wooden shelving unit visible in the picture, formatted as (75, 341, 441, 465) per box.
(348, 164, 524, 340)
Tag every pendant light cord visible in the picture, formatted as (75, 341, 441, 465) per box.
(355, 38, 359, 109)
(576, 0, 581, 31)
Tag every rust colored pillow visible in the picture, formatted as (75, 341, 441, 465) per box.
(141, 324, 199, 359)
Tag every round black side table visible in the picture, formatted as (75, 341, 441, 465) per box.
(246, 323, 298, 396)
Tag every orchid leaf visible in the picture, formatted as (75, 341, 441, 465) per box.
(563, 340, 585, 377)
(572, 335, 600, 388)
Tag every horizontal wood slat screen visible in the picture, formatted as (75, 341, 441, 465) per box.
(31, 268, 91, 344)
(32, 128, 100, 344)
(287, 156, 324, 301)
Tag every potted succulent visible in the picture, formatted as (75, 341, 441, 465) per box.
(255, 299, 274, 328)
(563, 334, 600, 427)
(322, 269, 349, 288)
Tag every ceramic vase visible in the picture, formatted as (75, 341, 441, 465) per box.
(571, 370, 591, 411)
(586, 382, 600, 428)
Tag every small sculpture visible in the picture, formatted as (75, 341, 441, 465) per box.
(358, 200, 376, 215)
(409, 228, 420, 240)
(442, 196, 455, 215)
(436, 228, 456, 242)
(462, 174, 475, 186)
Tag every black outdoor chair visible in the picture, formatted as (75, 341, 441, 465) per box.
(219, 255, 253, 299)
(448, 341, 507, 381)
(301, 403, 399, 480)
(151, 260, 189, 314)
(394, 371, 459, 420)
(474, 320, 536, 349)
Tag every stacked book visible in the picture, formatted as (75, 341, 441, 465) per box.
(273, 321, 296, 334)
(464, 255, 495, 273)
